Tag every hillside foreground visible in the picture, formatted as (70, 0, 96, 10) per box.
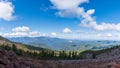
(1, 47, 120, 68)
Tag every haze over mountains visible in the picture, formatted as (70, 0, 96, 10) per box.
(8, 37, 120, 51)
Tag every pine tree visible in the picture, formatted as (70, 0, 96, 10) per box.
(12, 44, 17, 51)
(68, 51, 72, 59)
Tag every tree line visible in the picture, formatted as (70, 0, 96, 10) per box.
(0, 44, 119, 60)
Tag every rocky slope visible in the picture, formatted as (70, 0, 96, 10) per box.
(1, 46, 120, 68)
(0, 47, 34, 68)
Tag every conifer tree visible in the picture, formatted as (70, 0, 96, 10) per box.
(12, 44, 17, 51)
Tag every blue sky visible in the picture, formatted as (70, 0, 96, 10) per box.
(0, 0, 120, 40)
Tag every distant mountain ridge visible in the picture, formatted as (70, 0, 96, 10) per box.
(8, 37, 69, 50)
(0, 36, 44, 51)
(8, 36, 120, 51)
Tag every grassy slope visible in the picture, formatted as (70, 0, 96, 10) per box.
(0, 36, 46, 52)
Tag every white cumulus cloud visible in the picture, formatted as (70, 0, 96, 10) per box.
(94, 23, 120, 31)
(50, 0, 90, 18)
(50, 32, 57, 36)
(63, 28, 72, 33)
(12, 26, 30, 32)
(0, 1, 15, 21)
(86, 9, 95, 15)
(50, 0, 88, 10)
(1, 26, 42, 37)
(50, 0, 120, 32)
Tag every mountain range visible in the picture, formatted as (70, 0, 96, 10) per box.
(8, 37, 120, 51)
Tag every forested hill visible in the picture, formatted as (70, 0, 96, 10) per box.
(0, 36, 45, 51)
